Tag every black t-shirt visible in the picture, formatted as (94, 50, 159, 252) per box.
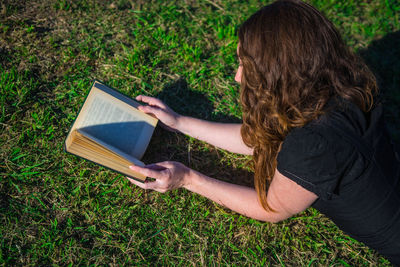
(277, 99, 400, 263)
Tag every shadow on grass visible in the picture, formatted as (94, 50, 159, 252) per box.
(145, 127, 254, 188)
(358, 30, 400, 141)
(155, 78, 241, 123)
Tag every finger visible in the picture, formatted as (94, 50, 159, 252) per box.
(154, 161, 176, 168)
(126, 177, 158, 190)
(126, 177, 148, 188)
(154, 188, 168, 193)
(135, 95, 166, 108)
(135, 95, 144, 101)
(137, 105, 162, 116)
(129, 165, 166, 179)
(138, 106, 165, 121)
(145, 163, 168, 171)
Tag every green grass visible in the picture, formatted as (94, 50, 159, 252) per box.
(1, 0, 399, 265)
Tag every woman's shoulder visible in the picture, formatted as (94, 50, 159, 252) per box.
(281, 96, 378, 154)
(279, 124, 334, 159)
(277, 117, 353, 175)
(276, 100, 371, 199)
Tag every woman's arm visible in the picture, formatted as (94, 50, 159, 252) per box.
(177, 117, 253, 155)
(136, 95, 253, 155)
(128, 162, 318, 222)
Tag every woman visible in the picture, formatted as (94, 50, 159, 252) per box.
(128, 0, 400, 263)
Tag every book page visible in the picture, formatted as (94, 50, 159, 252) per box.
(76, 129, 145, 167)
(71, 82, 157, 160)
(67, 129, 146, 180)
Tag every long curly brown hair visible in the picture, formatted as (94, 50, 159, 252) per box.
(238, 0, 377, 211)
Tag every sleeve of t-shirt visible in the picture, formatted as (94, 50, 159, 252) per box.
(276, 126, 347, 200)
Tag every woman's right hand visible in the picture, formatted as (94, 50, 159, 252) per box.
(135, 95, 182, 132)
(127, 161, 191, 193)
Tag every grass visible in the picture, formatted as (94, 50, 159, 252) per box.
(1, 0, 399, 265)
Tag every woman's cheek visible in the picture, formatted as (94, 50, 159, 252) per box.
(235, 66, 242, 83)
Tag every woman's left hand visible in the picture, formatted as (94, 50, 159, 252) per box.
(127, 161, 190, 193)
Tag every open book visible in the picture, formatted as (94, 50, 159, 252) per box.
(64, 80, 158, 181)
